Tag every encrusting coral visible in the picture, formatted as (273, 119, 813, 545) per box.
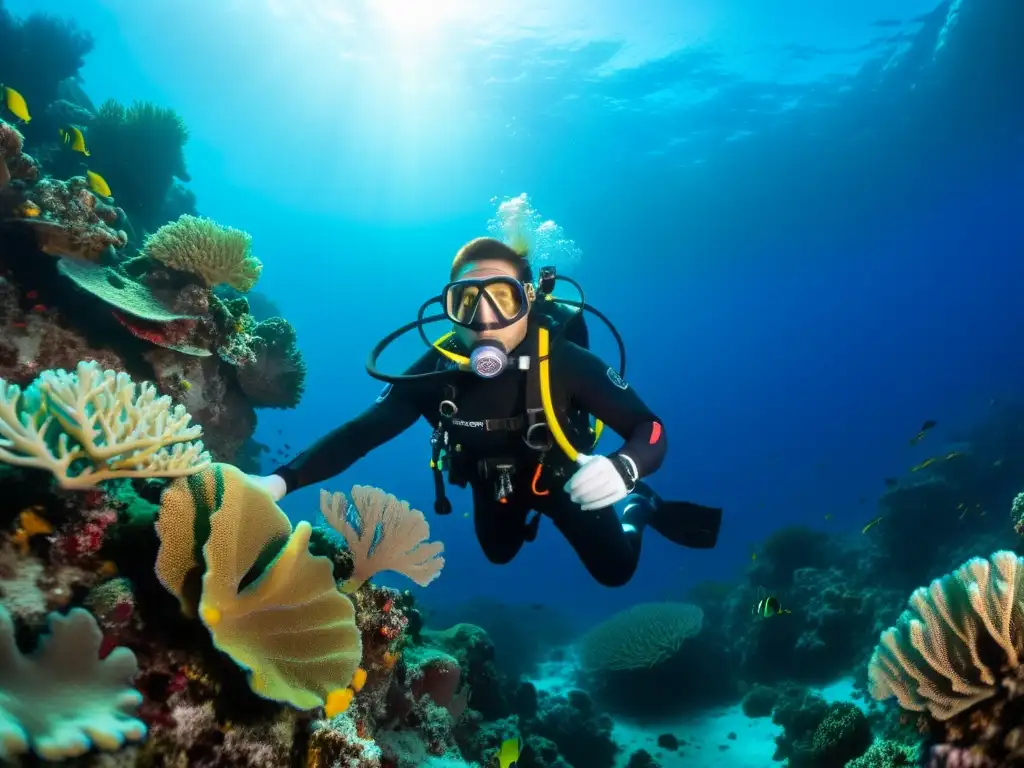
(0, 360, 211, 489)
(5, 175, 127, 261)
(143, 214, 263, 293)
(0, 604, 146, 761)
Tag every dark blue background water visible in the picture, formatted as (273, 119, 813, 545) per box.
(16, 0, 1024, 624)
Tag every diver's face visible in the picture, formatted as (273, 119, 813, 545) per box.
(452, 258, 532, 352)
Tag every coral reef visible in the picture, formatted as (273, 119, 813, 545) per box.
(575, 601, 734, 718)
(1, 2, 1021, 766)
(770, 687, 872, 768)
(235, 316, 307, 408)
(1, 1, 300, 472)
(0, 8, 94, 120)
(0, 439, 529, 767)
(1, 174, 127, 261)
(85, 100, 191, 235)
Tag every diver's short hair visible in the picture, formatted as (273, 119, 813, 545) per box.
(451, 237, 533, 283)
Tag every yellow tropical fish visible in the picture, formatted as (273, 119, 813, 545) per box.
(862, 515, 884, 534)
(497, 736, 521, 768)
(10, 507, 52, 554)
(59, 124, 90, 155)
(910, 457, 938, 472)
(86, 170, 112, 197)
(1, 85, 30, 122)
(18, 508, 52, 536)
(351, 667, 367, 692)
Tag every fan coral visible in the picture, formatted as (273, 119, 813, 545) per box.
(320, 486, 445, 593)
(0, 605, 146, 761)
(0, 360, 211, 489)
(143, 214, 262, 292)
(156, 463, 363, 711)
(867, 550, 1024, 720)
(235, 316, 307, 408)
(579, 602, 704, 672)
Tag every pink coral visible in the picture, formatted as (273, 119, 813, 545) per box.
(52, 507, 118, 566)
(412, 657, 462, 708)
(0, 119, 37, 189)
(112, 310, 210, 356)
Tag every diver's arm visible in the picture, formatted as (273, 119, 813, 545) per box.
(552, 340, 667, 482)
(272, 351, 438, 494)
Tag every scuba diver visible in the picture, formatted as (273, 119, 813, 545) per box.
(253, 237, 722, 587)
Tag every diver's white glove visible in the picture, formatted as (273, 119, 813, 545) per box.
(564, 453, 635, 511)
(251, 473, 287, 502)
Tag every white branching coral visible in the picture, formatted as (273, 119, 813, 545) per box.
(143, 214, 262, 292)
(0, 360, 211, 489)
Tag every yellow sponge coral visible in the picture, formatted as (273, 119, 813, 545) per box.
(156, 463, 363, 711)
(143, 214, 262, 292)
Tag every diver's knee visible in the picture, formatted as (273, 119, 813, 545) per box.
(625, 484, 658, 512)
(592, 562, 636, 588)
(621, 492, 657, 528)
(480, 542, 521, 565)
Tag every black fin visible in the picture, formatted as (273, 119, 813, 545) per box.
(649, 501, 723, 549)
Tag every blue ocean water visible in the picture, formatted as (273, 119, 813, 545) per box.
(14, 0, 1022, 628)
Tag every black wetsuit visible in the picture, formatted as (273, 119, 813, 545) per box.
(274, 319, 669, 587)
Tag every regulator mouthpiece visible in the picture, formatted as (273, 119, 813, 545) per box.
(470, 340, 508, 378)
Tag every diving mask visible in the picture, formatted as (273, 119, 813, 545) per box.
(441, 275, 531, 331)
